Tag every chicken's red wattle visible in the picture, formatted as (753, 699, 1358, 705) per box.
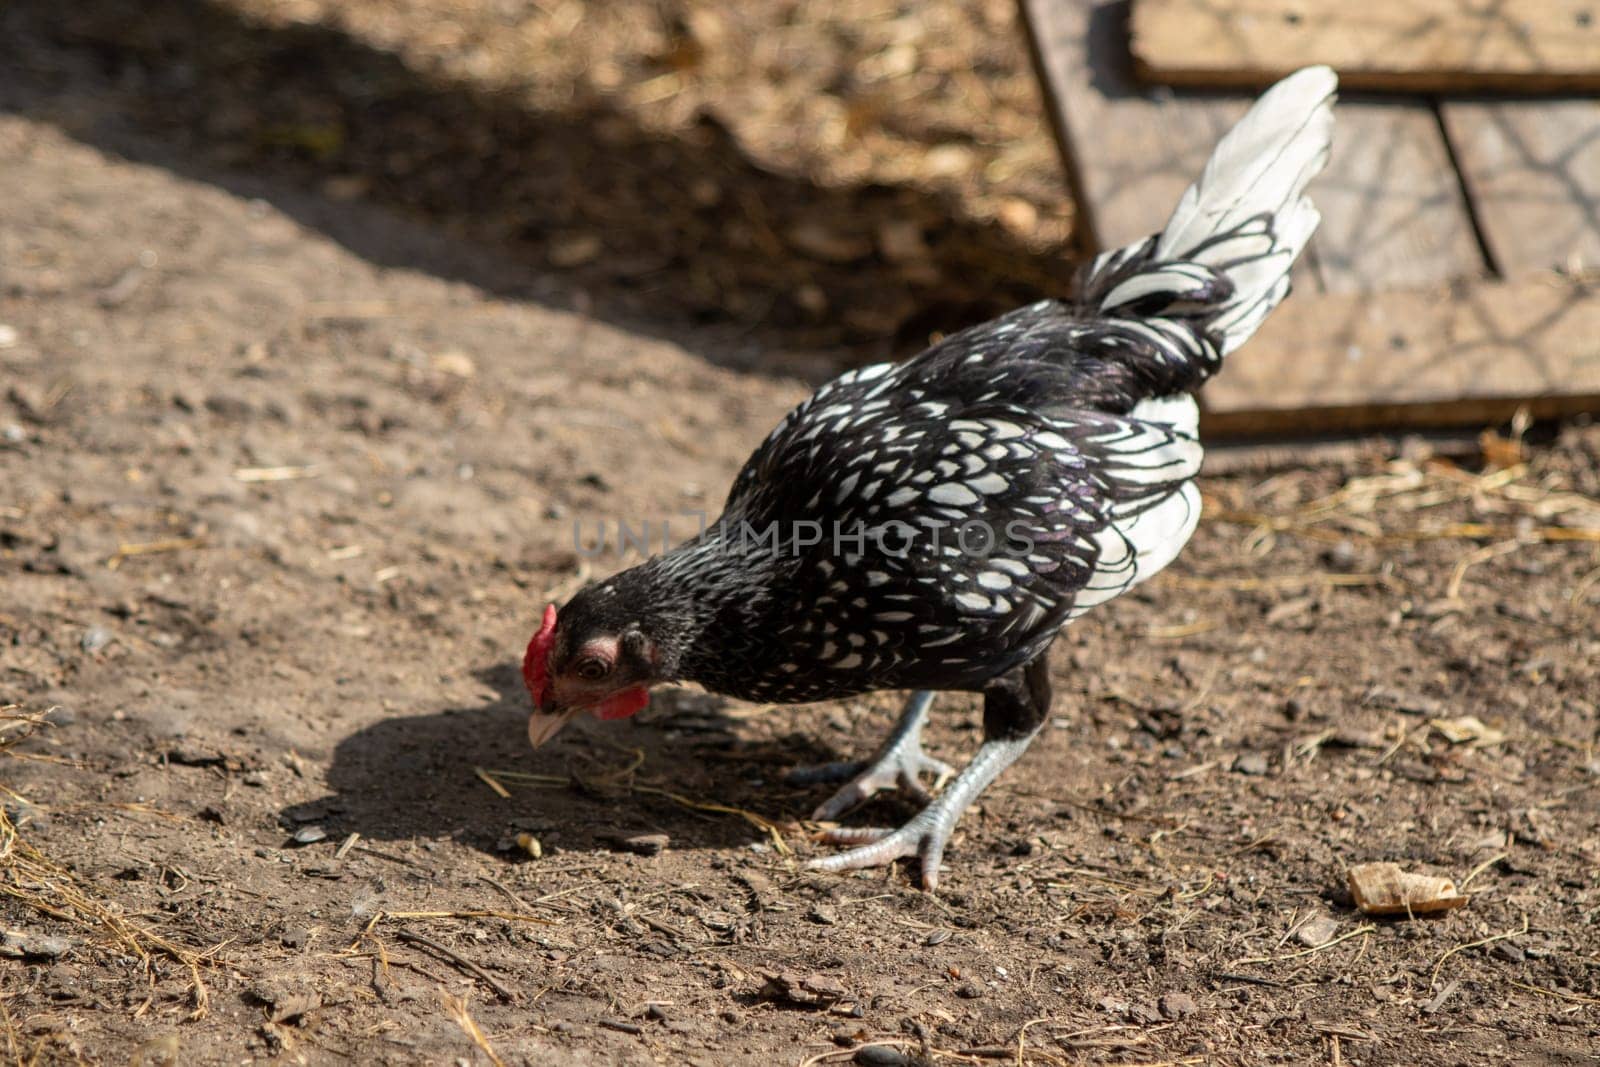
(593, 686, 650, 720)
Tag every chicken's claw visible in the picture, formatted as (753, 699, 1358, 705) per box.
(807, 730, 1039, 892)
(798, 691, 952, 821)
(808, 809, 955, 891)
(809, 748, 954, 821)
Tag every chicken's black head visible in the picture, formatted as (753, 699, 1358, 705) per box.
(522, 576, 680, 747)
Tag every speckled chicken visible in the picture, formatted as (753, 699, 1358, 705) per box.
(523, 68, 1337, 888)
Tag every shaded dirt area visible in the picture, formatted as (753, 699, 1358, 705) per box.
(3, 5, 1600, 1066)
(6, 0, 1073, 366)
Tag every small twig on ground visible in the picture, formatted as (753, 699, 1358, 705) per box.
(474, 767, 512, 799)
(1430, 915, 1528, 990)
(1014, 1016, 1051, 1067)
(396, 930, 516, 1001)
(1166, 572, 1390, 593)
(333, 833, 361, 861)
(1215, 971, 1284, 987)
(1, 994, 22, 1067)
(439, 991, 507, 1067)
(233, 465, 320, 483)
(105, 537, 207, 570)
(1232, 924, 1375, 966)
(1446, 539, 1526, 601)
(1459, 852, 1506, 891)
(1571, 564, 1600, 609)
(353, 844, 434, 871)
(477, 875, 534, 913)
(1508, 980, 1600, 1006)
(384, 909, 555, 925)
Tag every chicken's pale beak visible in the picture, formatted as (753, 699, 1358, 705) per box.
(527, 705, 581, 749)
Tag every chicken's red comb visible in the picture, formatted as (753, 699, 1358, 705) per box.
(522, 604, 558, 708)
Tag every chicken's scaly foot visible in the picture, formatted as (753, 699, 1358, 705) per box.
(800, 692, 953, 821)
(807, 730, 1037, 891)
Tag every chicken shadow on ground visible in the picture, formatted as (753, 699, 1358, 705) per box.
(281, 663, 860, 861)
(0, 0, 1078, 372)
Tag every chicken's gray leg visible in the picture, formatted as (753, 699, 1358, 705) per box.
(808, 654, 1052, 890)
(805, 691, 953, 821)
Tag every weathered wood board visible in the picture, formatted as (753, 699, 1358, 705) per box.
(1019, 0, 1485, 295)
(1129, 0, 1600, 94)
(1307, 97, 1485, 292)
(1018, 0, 1600, 433)
(1202, 277, 1600, 434)
(1441, 100, 1600, 277)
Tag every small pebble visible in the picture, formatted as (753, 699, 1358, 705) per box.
(1297, 915, 1340, 947)
(292, 826, 328, 845)
(855, 1046, 911, 1067)
(618, 833, 668, 856)
(80, 627, 112, 654)
(955, 980, 985, 999)
(0, 932, 71, 959)
(1160, 992, 1198, 1019)
(1321, 540, 1359, 571)
(1231, 752, 1270, 776)
(923, 929, 952, 947)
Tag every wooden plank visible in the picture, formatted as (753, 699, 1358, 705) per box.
(1130, 0, 1600, 95)
(1307, 97, 1486, 292)
(1441, 100, 1600, 277)
(1202, 276, 1600, 434)
(1019, 0, 1486, 295)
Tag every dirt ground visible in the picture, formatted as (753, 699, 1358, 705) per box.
(3, 2, 1600, 1065)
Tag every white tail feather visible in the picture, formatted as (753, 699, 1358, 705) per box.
(1157, 65, 1337, 355)
(1076, 65, 1336, 392)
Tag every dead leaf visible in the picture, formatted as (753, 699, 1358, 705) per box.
(1429, 716, 1506, 748)
(758, 970, 846, 1006)
(1347, 862, 1469, 916)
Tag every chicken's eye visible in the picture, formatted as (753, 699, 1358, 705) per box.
(574, 658, 610, 682)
